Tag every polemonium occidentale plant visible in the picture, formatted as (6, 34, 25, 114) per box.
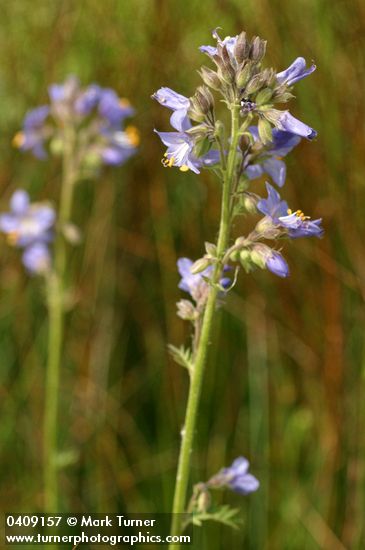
(9, 75, 138, 512)
(153, 30, 322, 543)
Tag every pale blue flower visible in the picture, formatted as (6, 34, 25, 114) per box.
(257, 183, 323, 238)
(152, 87, 190, 131)
(275, 111, 317, 140)
(22, 242, 51, 274)
(0, 190, 55, 247)
(14, 106, 50, 159)
(245, 127, 301, 187)
(208, 457, 260, 495)
(277, 57, 316, 86)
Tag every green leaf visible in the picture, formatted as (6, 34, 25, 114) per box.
(168, 345, 193, 372)
(186, 505, 243, 531)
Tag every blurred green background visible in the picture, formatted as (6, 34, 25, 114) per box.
(0, 0, 364, 548)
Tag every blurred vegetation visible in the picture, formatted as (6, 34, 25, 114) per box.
(0, 0, 364, 548)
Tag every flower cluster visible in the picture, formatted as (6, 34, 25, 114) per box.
(154, 29, 322, 286)
(14, 75, 139, 169)
(0, 190, 55, 274)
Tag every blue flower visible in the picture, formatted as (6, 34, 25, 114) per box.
(0, 190, 55, 247)
(208, 457, 259, 495)
(155, 129, 218, 174)
(22, 242, 51, 274)
(152, 87, 190, 131)
(98, 89, 135, 126)
(275, 111, 317, 140)
(245, 127, 301, 187)
(257, 183, 323, 238)
(0, 190, 55, 275)
(200, 35, 238, 60)
(13, 106, 50, 159)
(277, 57, 316, 87)
(17, 76, 138, 167)
(266, 250, 289, 278)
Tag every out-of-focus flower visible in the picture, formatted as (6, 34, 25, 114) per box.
(277, 57, 316, 87)
(245, 127, 301, 187)
(0, 190, 55, 275)
(152, 87, 190, 131)
(13, 106, 50, 159)
(22, 242, 51, 274)
(207, 457, 259, 495)
(0, 190, 55, 247)
(15, 75, 138, 168)
(257, 183, 323, 239)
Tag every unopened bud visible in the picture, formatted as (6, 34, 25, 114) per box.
(242, 193, 258, 214)
(258, 117, 273, 144)
(256, 87, 273, 106)
(190, 257, 211, 274)
(205, 242, 217, 257)
(236, 63, 252, 88)
(199, 66, 221, 91)
(245, 73, 266, 95)
(249, 37, 267, 62)
(234, 31, 250, 64)
(177, 299, 197, 321)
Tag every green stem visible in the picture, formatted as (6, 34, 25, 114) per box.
(43, 126, 76, 512)
(169, 104, 241, 545)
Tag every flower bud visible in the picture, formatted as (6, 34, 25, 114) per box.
(205, 242, 217, 257)
(199, 66, 222, 91)
(255, 87, 273, 106)
(234, 31, 250, 64)
(258, 117, 273, 144)
(190, 257, 211, 274)
(236, 63, 252, 88)
(242, 192, 258, 214)
(177, 299, 197, 321)
(249, 37, 267, 62)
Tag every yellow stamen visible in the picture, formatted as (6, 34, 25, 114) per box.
(119, 98, 131, 108)
(12, 132, 25, 148)
(275, 156, 283, 160)
(179, 165, 189, 172)
(125, 125, 140, 147)
(288, 208, 310, 220)
(161, 155, 175, 168)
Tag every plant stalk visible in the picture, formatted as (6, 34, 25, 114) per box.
(43, 125, 76, 512)
(169, 104, 241, 545)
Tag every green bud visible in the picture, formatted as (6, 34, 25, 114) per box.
(239, 249, 254, 272)
(193, 137, 212, 158)
(250, 249, 266, 269)
(205, 242, 217, 257)
(242, 193, 258, 214)
(199, 66, 221, 91)
(191, 257, 211, 274)
(255, 87, 273, 106)
(245, 73, 266, 95)
(236, 63, 252, 88)
(258, 117, 273, 144)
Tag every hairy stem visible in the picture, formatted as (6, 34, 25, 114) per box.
(43, 125, 76, 513)
(169, 104, 241, 545)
